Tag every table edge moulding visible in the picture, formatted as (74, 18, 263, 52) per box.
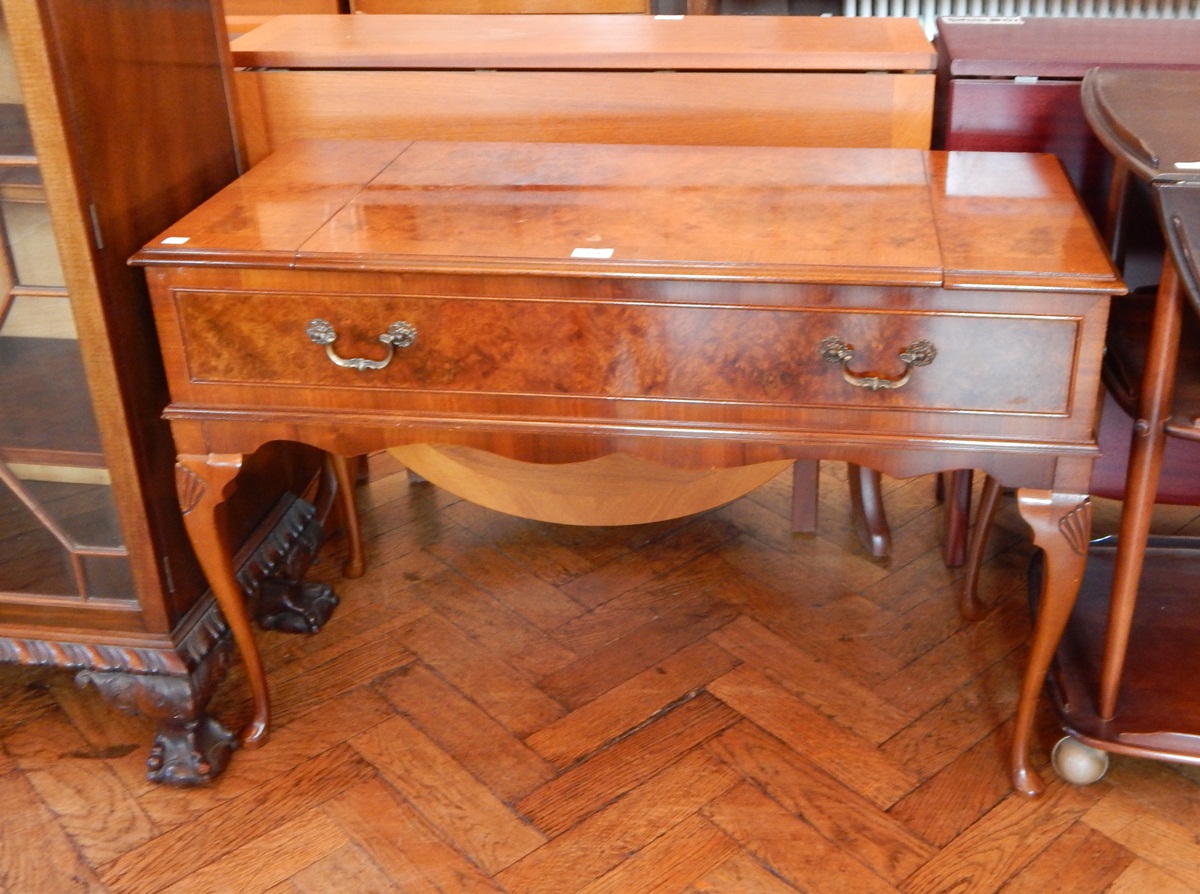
(131, 139, 1124, 795)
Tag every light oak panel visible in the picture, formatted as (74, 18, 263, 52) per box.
(351, 0, 649, 11)
(234, 69, 935, 166)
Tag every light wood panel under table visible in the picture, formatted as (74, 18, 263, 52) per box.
(230, 14, 936, 166)
(133, 140, 1121, 793)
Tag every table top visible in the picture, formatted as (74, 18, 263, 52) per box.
(229, 14, 936, 72)
(133, 140, 1118, 293)
(1081, 68, 1200, 183)
(936, 16, 1200, 80)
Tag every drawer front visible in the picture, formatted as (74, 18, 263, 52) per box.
(174, 288, 1080, 418)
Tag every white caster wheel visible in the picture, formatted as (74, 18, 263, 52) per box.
(1051, 736, 1110, 785)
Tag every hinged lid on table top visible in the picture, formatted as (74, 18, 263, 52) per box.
(1082, 68, 1200, 184)
(132, 139, 1120, 294)
(1158, 183, 1200, 311)
(230, 13, 935, 72)
(936, 17, 1200, 80)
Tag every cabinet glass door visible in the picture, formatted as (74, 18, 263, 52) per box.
(0, 14, 132, 603)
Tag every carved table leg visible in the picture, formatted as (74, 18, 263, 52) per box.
(1011, 488, 1092, 796)
(177, 453, 271, 748)
(328, 453, 366, 579)
(77, 633, 235, 785)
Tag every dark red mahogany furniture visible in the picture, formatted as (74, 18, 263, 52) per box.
(1024, 69, 1200, 785)
(133, 139, 1121, 792)
(933, 16, 1200, 569)
(0, 0, 338, 785)
(935, 16, 1200, 221)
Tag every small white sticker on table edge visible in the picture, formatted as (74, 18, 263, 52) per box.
(161, 236, 190, 245)
(1175, 162, 1200, 170)
(653, 14, 685, 19)
(571, 247, 614, 259)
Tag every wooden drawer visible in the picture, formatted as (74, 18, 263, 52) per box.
(167, 282, 1086, 429)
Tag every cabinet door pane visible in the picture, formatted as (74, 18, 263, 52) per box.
(0, 17, 132, 604)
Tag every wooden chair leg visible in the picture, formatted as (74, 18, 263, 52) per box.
(790, 459, 819, 533)
(848, 463, 890, 558)
(942, 469, 974, 568)
(960, 473, 1004, 620)
(327, 454, 366, 580)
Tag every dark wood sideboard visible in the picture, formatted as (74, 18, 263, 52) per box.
(935, 16, 1200, 227)
(133, 139, 1123, 794)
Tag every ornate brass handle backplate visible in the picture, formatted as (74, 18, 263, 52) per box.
(306, 318, 417, 371)
(819, 336, 936, 391)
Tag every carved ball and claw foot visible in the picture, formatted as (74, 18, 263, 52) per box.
(77, 637, 235, 785)
(146, 716, 238, 785)
(255, 578, 339, 634)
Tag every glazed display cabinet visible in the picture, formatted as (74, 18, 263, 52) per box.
(0, 0, 334, 783)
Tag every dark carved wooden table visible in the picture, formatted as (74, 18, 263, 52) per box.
(132, 139, 1122, 794)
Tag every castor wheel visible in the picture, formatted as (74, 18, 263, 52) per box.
(1051, 736, 1110, 785)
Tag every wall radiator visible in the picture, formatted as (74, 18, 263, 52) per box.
(842, 0, 1200, 35)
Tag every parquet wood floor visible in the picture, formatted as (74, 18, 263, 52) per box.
(3, 454, 1200, 894)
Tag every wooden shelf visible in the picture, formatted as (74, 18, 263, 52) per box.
(1039, 536, 1200, 766)
(0, 336, 104, 469)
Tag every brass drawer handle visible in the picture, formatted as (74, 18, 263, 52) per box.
(306, 318, 417, 371)
(819, 336, 936, 391)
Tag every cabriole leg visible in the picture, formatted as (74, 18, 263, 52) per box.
(1011, 489, 1092, 796)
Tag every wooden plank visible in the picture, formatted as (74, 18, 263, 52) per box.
(0, 768, 104, 893)
(685, 852, 804, 893)
(526, 639, 739, 767)
(708, 615, 911, 745)
(230, 14, 934, 71)
(135, 687, 397, 831)
(517, 692, 739, 836)
(577, 812, 740, 894)
(708, 664, 918, 809)
(400, 611, 566, 737)
(233, 69, 934, 166)
(1105, 859, 1200, 894)
(497, 749, 740, 894)
(290, 843, 399, 894)
(880, 648, 1024, 780)
(351, 715, 546, 875)
(162, 809, 348, 894)
(98, 746, 376, 894)
(425, 521, 589, 631)
(325, 778, 506, 894)
(996, 821, 1133, 894)
(707, 721, 934, 885)
(537, 564, 740, 711)
(376, 660, 556, 802)
(3, 713, 156, 867)
(904, 778, 1106, 894)
(704, 782, 903, 894)
(1084, 788, 1200, 890)
(888, 719, 1022, 848)
(351, 0, 649, 12)
(405, 558, 579, 679)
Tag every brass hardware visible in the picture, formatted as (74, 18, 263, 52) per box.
(306, 318, 417, 371)
(819, 336, 936, 391)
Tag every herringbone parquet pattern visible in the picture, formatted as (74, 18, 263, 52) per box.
(3, 455, 1200, 893)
